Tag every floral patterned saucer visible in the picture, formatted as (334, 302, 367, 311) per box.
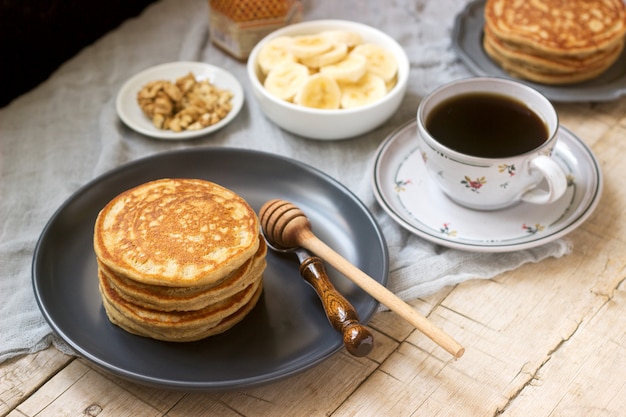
(371, 120, 602, 252)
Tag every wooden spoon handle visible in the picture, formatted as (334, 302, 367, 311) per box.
(259, 198, 464, 358)
(300, 231, 465, 358)
(299, 255, 374, 357)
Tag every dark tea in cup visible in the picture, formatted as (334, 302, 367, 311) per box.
(425, 93, 549, 158)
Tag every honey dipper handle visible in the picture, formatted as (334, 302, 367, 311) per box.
(300, 231, 465, 358)
(299, 255, 374, 357)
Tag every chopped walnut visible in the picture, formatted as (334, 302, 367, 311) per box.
(136, 72, 234, 132)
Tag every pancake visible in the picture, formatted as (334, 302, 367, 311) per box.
(483, 32, 624, 84)
(483, 26, 624, 73)
(94, 178, 266, 342)
(100, 273, 264, 342)
(100, 237, 267, 312)
(484, 0, 626, 56)
(483, 0, 626, 84)
(94, 178, 260, 287)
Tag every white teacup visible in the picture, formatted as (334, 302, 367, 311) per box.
(416, 77, 567, 210)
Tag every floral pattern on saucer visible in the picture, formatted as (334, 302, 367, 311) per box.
(371, 120, 602, 252)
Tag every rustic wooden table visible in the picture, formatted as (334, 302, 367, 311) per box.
(2, 0, 626, 413)
(2, 100, 625, 416)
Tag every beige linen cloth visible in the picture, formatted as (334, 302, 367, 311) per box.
(0, 0, 571, 362)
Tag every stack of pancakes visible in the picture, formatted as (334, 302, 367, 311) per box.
(483, 0, 626, 84)
(94, 178, 265, 342)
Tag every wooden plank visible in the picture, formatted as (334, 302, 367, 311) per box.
(556, 102, 620, 146)
(502, 288, 626, 417)
(81, 359, 185, 414)
(167, 333, 396, 417)
(6, 409, 28, 417)
(368, 290, 457, 345)
(0, 347, 72, 415)
(15, 360, 162, 417)
(331, 343, 450, 416)
(335, 221, 626, 416)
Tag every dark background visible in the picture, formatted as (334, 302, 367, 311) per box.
(0, 0, 159, 108)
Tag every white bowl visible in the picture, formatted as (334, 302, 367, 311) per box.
(247, 20, 410, 140)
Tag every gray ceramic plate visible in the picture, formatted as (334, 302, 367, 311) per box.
(32, 148, 388, 391)
(452, 0, 626, 102)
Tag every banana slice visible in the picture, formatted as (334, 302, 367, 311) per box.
(258, 36, 296, 75)
(295, 73, 341, 109)
(264, 62, 310, 102)
(289, 35, 333, 59)
(339, 73, 387, 109)
(256, 30, 398, 109)
(320, 30, 364, 48)
(385, 75, 398, 92)
(300, 42, 349, 68)
(319, 53, 367, 83)
(351, 43, 398, 82)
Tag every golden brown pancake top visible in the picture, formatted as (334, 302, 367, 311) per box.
(485, 0, 626, 55)
(94, 178, 259, 287)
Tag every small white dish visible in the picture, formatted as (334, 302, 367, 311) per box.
(116, 62, 244, 140)
(372, 120, 603, 252)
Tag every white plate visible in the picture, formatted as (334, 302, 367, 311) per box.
(116, 62, 244, 140)
(372, 120, 603, 252)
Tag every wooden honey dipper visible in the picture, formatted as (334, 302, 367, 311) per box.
(259, 199, 465, 358)
(263, 236, 374, 357)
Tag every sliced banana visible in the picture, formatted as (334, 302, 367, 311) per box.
(295, 73, 341, 109)
(351, 43, 398, 82)
(319, 53, 367, 83)
(264, 62, 310, 102)
(256, 30, 399, 109)
(289, 35, 333, 59)
(385, 75, 398, 92)
(320, 30, 364, 48)
(300, 42, 349, 69)
(258, 36, 296, 75)
(339, 73, 387, 109)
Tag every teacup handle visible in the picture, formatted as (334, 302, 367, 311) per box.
(521, 155, 567, 205)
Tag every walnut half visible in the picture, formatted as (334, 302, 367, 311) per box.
(136, 72, 234, 132)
